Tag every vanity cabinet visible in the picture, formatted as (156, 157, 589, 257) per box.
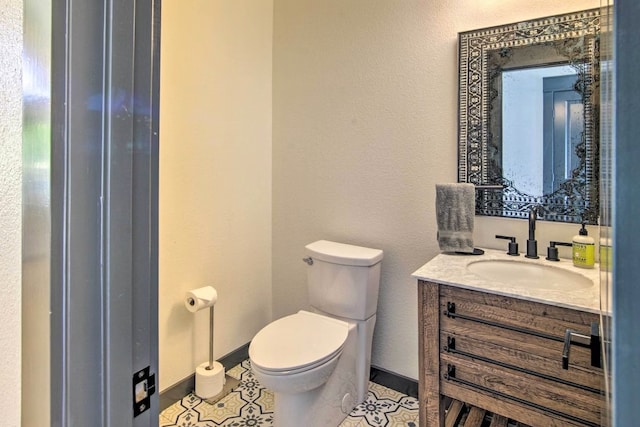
(418, 281, 604, 427)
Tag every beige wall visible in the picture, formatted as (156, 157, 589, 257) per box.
(0, 0, 22, 423)
(159, 0, 273, 391)
(272, 0, 599, 380)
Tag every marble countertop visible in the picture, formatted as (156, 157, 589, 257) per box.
(412, 248, 601, 313)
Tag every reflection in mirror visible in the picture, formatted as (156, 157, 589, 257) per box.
(502, 65, 580, 198)
(458, 9, 600, 224)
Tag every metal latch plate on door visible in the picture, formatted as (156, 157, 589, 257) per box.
(132, 366, 156, 417)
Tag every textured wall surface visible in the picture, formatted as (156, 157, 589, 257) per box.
(0, 0, 22, 423)
(159, 0, 273, 391)
(272, 0, 598, 380)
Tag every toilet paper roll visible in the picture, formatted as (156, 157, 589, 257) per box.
(185, 286, 218, 313)
(195, 361, 225, 399)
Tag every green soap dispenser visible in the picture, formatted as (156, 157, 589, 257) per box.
(572, 222, 595, 268)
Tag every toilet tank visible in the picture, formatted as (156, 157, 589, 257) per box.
(305, 240, 383, 320)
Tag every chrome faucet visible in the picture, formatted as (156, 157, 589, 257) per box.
(525, 206, 539, 259)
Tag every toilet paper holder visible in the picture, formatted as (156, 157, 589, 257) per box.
(185, 287, 240, 401)
(198, 307, 241, 403)
(184, 286, 218, 370)
(206, 305, 215, 370)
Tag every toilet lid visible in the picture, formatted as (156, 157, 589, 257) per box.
(249, 311, 349, 373)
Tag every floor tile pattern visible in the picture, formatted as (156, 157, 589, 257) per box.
(160, 360, 418, 427)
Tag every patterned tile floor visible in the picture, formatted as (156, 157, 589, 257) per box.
(160, 360, 419, 427)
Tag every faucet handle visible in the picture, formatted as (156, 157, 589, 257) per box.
(546, 241, 572, 261)
(495, 235, 520, 256)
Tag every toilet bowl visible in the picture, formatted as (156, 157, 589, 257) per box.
(250, 310, 348, 393)
(251, 351, 341, 394)
(249, 310, 358, 427)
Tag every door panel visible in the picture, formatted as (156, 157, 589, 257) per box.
(543, 74, 583, 194)
(50, 1, 160, 426)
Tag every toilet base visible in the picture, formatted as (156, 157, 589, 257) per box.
(273, 386, 356, 427)
(312, 309, 376, 403)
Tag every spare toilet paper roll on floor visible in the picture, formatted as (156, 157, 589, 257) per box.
(185, 286, 218, 313)
(195, 361, 225, 399)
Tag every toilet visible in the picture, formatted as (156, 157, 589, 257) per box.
(249, 240, 383, 427)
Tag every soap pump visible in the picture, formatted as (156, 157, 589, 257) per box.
(572, 222, 595, 268)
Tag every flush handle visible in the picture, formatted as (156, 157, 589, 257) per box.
(302, 257, 313, 265)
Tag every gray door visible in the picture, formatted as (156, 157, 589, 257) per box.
(542, 74, 583, 195)
(613, 1, 640, 426)
(50, 0, 160, 426)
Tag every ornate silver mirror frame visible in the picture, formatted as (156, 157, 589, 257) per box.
(458, 9, 600, 223)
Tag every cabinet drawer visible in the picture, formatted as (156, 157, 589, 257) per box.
(440, 314, 598, 372)
(439, 330, 602, 392)
(439, 285, 600, 339)
(439, 285, 603, 375)
(440, 352, 602, 427)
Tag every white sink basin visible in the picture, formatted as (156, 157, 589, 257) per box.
(467, 259, 594, 291)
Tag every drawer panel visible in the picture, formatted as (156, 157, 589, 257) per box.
(439, 329, 602, 391)
(440, 352, 603, 427)
(440, 315, 597, 371)
(439, 286, 599, 340)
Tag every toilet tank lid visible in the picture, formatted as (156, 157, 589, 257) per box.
(305, 240, 383, 267)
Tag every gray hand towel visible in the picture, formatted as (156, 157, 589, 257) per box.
(435, 183, 475, 253)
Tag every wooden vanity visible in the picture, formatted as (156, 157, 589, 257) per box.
(414, 251, 604, 427)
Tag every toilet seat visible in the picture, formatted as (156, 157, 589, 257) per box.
(249, 310, 349, 375)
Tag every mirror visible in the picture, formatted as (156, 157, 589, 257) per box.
(457, 9, 600, 224)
